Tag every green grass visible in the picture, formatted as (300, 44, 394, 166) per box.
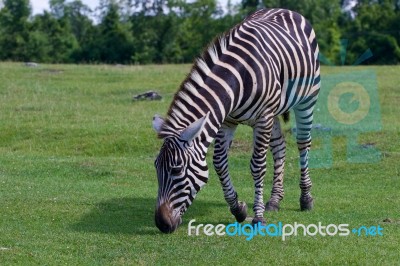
(0, 62, 399, 265)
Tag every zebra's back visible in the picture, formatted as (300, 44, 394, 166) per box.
(224, 8, 320, 124)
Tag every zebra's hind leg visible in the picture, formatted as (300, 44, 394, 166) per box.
(265, 117, 286, 212)
(250, 115, 274, 226)
(213, 123, 247, 223)
(294, 106, 315, 211)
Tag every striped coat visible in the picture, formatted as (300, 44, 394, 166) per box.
(153, 8, 320, 233)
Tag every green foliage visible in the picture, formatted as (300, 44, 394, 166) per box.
(173, 0, 226, 62)
(242, 0, 260, 15)
(0, 0, 399, 64)
(0, 0, 31, 61)
(131, 13, 176, 63)
(31, 12, 79, 63)
(341, 0, 400, 64)
(97, 2, 134, 63)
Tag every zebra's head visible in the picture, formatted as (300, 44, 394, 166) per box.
(152, 113, 210, 233)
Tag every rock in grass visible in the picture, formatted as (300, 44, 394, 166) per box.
(133, 91, 162, 101)
(25, 62, 39, 67)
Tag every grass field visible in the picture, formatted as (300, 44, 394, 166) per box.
(0, 62, 399, 265)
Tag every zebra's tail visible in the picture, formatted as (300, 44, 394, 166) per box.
(282, 112, 290, 123)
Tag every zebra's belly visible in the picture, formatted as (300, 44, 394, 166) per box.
(226, 108, 277, 127)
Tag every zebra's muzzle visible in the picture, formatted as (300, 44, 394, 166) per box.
(155, 202, 182, 233)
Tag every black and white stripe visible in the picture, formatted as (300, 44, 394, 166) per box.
(153, 8, 320, 232)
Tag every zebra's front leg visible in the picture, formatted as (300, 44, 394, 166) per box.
(265, 117, 286, 211)
(213, 123, 247, 223)
(251, 116, 274, 225)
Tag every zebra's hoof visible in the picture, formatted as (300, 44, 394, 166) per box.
(251, 217, 266, 226)
(300, 197, 314, 211)
(265, 201, 280, 212)
(231, 201, 247, 223)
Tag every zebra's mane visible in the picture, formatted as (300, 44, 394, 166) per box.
(184, 30, 230, 88)
(158, 30, 233, 139)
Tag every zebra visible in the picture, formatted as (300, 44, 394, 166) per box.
(153, 8, 320, 233)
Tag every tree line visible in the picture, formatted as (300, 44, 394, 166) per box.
(0, 0, 399, 65)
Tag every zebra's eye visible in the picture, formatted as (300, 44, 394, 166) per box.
(170, 166, 184, 176)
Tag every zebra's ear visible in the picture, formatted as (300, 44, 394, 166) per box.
(180, 112, 209, 143)
(152, 115, 164, 134)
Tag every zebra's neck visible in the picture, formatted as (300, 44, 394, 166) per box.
(160, 36, 238, 149)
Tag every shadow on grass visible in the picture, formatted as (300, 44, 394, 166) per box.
(71, 197, 227, 235)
